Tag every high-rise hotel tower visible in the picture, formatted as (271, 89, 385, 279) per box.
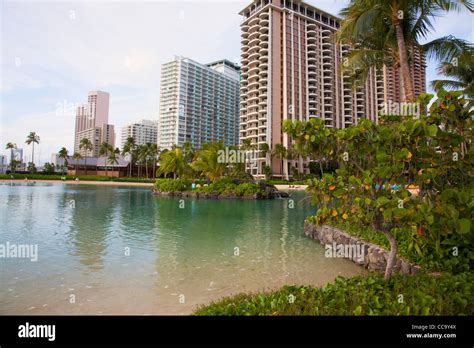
(74, 90, 116, 157)
(239, 0, 426, 178)
(158, 57, 240, 150)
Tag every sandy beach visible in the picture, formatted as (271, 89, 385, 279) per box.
(274, 184, 308, 191)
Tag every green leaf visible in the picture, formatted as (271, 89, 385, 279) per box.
(458, 218, 471, 234)
(427, 124, 438, 137)
(376, 196, 390, 206)
(353, 305, 362, 315)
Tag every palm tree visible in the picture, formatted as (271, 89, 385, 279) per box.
(272, 143, 288, 179)
(337, 0, 472, 101)
(122, 136, 136, 177)
(58, 147, 69, 175)
(149, 143, 160, 179)
(182, 141, 195, 163)
(5, 142, 17, 173)
(107, 148, 121, 176)
(79, 138, 93, 175)
(158, 147, 189, 179)
(431, 48, 474, 98)
(99, 142, 113, 176)
(72, 152, 82, 175)
(142, 143, 154, 179)
(191, 141, 227, 181)
(25, 132, 40, 165)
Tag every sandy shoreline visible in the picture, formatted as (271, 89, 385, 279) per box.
(0, 179, 154, 187)
(274, 184, 308, 191)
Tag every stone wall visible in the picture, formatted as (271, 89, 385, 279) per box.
(304, 222, 421, 275)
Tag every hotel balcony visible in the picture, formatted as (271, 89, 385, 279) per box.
(259, 10, 269, 19)
(307, 35, 317, 43)
(249, 16, 260, 26)
(307, 43, 317, 50)
(248, 95, 259, 104)
(248, 65, 259, 74)
(248, 51, 260, 61)
(248, 36, 261, 45)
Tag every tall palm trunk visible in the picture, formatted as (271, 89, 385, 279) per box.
(84, 157, 87, 176)
(395, 23, 414, 101)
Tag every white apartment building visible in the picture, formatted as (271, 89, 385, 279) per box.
(121, 119, 158, 149)
(158, 57, 240, 150)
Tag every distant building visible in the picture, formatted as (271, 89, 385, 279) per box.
(121, 119, 158, 149)
(67, 156, 129, 177)
(0, 155, 7, 173)
(74, 91, 116, 157)
(12, 148, 23, 163)
(51, 153, 66, 167)
(158, 56, 240, 150)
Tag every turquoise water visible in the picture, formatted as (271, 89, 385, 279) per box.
(0, 183, 366, 314)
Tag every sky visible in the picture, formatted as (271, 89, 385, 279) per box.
(0, 0, 473, 165)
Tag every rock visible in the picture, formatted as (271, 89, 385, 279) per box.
(400, 260, 411, 274)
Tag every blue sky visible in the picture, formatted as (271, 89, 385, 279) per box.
(1, 0, 473, 164)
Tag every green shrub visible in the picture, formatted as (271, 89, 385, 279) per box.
(154, 179, 190, 192)
(194, 272, 474, 316)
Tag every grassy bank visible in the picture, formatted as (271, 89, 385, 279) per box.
(194, 272, 474, 316)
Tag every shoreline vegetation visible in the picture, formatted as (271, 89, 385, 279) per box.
(193, 272, 474, 316)
(153, 178, 290, 199)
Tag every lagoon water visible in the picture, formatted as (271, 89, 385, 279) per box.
(0, 183, 366, 314)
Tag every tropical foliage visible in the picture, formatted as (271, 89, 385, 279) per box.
(25, 132, 40, 166)
(337, 0, 472, 100)
(284, 91, 473, 277)
(194, 272, 474, 316)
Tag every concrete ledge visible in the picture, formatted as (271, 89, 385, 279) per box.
(304, 221, 421, 275)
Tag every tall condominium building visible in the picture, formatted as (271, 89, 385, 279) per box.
(239, 0, 426, 178)
(121, 119, 158, 149)
(158, 57, 241, 150)
(74, 91, 116, 157)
